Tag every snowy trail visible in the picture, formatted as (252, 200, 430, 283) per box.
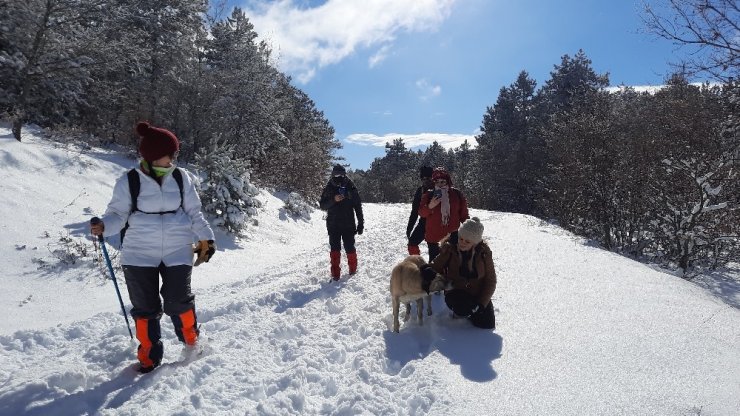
(3, 204, 737, 415)
(1, 129, 739, 415)
(179, 204, 460, 414)
(1, 204, 463, 415)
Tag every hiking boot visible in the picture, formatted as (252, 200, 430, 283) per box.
(347, 251, 358, 275)
(137, 361, 160, 374)
(180, 340, 203, 361)
(330, 251, 341, 279)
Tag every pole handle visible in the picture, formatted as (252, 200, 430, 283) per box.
(90, 217, 104, 242)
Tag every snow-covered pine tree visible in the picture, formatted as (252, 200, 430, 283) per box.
(0, 0, 110, 141)
(195, 138, 260, 235)
(258, 77, 339, 201)
(203, 8, 286, 170)
(350, 138, 419, 203)
(283, 192, 313, 220)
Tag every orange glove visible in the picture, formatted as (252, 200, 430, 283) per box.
(193, 240, 216, 266)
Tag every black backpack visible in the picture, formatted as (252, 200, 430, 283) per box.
(119, 168, 184, 246)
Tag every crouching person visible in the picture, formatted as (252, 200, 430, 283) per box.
(90, 122, 215, 373)
(430, 217, 496, 329)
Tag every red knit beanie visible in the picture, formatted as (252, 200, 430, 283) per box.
(431, 167, 453, 186)
(136, 122, 179, 161)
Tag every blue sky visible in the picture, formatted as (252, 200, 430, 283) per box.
(226, 0, 687, 170)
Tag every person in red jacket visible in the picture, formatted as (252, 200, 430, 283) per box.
(418, 167, 469, 261)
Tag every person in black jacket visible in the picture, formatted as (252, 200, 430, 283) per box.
(319, 165, 364, 280)
(407, 166, 434, 259)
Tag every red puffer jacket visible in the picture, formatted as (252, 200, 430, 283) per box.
(418, 187, 469, 243)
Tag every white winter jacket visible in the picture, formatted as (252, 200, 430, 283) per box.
(101, 167, 214, 267)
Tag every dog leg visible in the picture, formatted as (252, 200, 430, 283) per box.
(416, 298, 424, 326)
(403, 303, 412, 322)
(425, 294, 433, 316)
(392, 296, 400, 333)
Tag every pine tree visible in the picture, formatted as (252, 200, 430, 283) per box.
(473, 71, 537, 212)
(420, 141, 448, 170)
(194, 138, 261, 235)
(536, 50, 610, 222)
(452, 140, 474, 198)
(204, 7, 286, 168)
(261, 78, 340, 200)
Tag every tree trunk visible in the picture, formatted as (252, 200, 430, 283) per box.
(678, 238, 691, 277)
(12, 0, 54, 142)
(12, 119, 22, 141)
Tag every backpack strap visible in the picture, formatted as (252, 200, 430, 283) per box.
(172, 168, 184, 209)
(120, 168, 183, 247)
(127, 169, 141, 212)
(120, 169, 140, 247)
(129, 168, 184, 213)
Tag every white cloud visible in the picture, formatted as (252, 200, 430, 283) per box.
(604, 85, 664, 94)
(416, 78, 442, 100)
(345, 132, 477, 149)
(241, 0, 456, 82)
(604, 82, 720, 94)
(369, 44, 392, 68)
(371, 110, 393, 116)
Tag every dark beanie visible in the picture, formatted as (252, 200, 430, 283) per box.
(419, 166, 433, 178)
(136, 122, 179, 162)
(332, 164, 346, 175)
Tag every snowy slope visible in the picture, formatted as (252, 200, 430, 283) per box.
(1, 126, 739, 415)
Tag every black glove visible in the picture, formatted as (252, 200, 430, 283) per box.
(356, 223, 364, 235)
(470, 303, 486, 316)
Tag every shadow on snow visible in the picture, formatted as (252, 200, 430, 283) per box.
(382, 295, 503, 383)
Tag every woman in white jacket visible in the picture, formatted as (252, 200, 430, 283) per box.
(91, 122, 215, 373)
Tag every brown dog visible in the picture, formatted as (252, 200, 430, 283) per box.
(390, 255, 448, 333)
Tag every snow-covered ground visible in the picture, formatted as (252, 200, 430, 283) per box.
(1, 126, 739, 415)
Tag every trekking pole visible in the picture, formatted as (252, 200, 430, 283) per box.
(90, 217, 133, 339)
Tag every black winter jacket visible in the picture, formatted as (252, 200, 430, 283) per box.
(407, 185, 433, 237)
(319, 177, 364, 233)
